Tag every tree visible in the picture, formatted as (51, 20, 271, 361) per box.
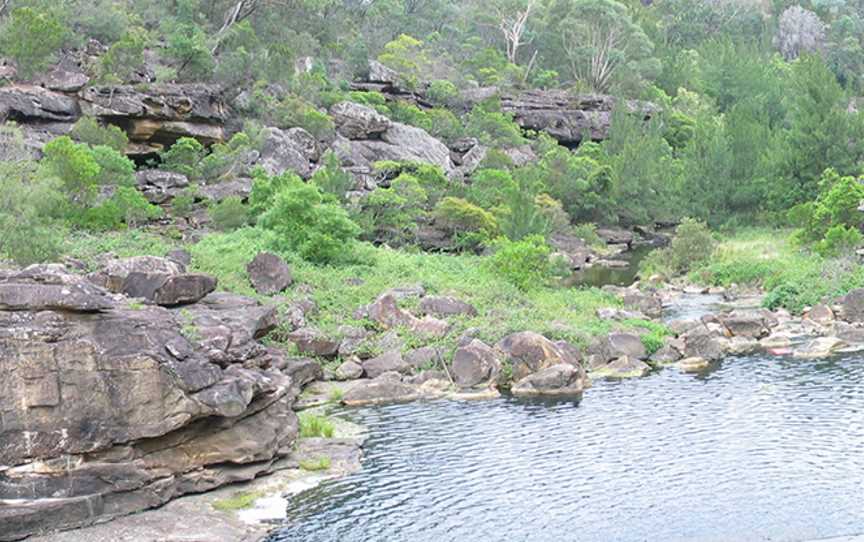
(555, 0, 658, 92)
(494, 0, 539, 64)
(99, 27, 149, 83)
(775, 6, 826, 61)
(0, 7, 67, 79)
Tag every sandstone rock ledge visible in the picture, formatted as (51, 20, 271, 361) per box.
(0, 265, 303, 541)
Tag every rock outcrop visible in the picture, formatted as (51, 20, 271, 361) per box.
(0, 266, 299, 542)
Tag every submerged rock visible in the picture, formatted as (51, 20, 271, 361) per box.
(592, 355, 651, 378)
(677, 356, 711, 373)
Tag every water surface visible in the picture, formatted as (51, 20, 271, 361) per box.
(268, 356, 864, 542)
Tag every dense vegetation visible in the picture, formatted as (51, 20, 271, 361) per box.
(3, 0, 864, 324)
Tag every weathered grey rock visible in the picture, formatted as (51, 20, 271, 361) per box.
(650, 343, 683, 364)
(285, 127, 321, 162)
(594, 356, 652, 378)
(367, 60, 400, 85)
(587, 332, 647, 364)
(452, 340, 501, 388)
(405, 346, 442, 369)
(838, 289, 864, 322)
(336, 326, 371, 357)
(682, 327, 727, 361)
(718, 309, 777, 339)
(257, 126, 314, 178)
(500, 90, 658, 146)
(597, 307, 646, 321)
(197, 177, 252, 203)
(419, 296, 478, 317)
(332, 121, 454, 176)
(0, 270, 297, 541)
(410, 315, 451, 338)
(550, 232, 593, 269)
(496, 331, 578, 381)
(88, 256, 184, 293)
(135, 169, 190, 204)
(0, 85, 80, 123)
(122, 272, 217, 306)
(342, 372, 419, 406)
(365, 293, 416, 329)
(621, 291, 662, 319)
(335, 360, 364, 381)
(286, 328, 340, 358)
(330, 101, 391, 139)
(806, 304, 835, 324)
(280, 357, 323, 388)
(511, 364, 586, 396)
(247, 252, 293, 296)
(793, 337, 846, 359)
(362, 350, 410, 379)
(166, 249, 192, 269)
(0, 266, 114, 312)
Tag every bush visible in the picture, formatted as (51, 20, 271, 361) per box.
(814, 225, 863, 257)
(275, 97, 334, 139)
(486, 235, 552, 290)
(42, 136, 101, 207)
(70, 118, 129, 152)
(76, 187, 162, 230)
(171, 187, 198, 217)
(641, 218, 715, 277)
(465, 103, 525, 147)
(160, 137, 206, 180)
(256, 173, 360, 264)
(99, 27, 148, 83)
(572, 223, 605, 249)
(359, 174, 427, 245)
(91, 145, 135, 186)
(790, 168, 864, 251)
(427, 80, 459, 107)
(433, 197, 499, 249)
(209, 196, 250, 231)
(0, 7, 67, 79)
(311, 151, 355, 202)
(199, 132, 256, 184)
(374, 161, 449, 206)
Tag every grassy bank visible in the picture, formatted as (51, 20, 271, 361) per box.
(62, 228, 663, 357)
(692, 228, 864, 313)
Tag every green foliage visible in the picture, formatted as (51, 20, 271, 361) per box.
(433, 197, 499, 249)
(378, 34, 428, 90)
(42, 137, 101, 207)
(299, 457, 332, 471)
(311, 151, 355, 202)
(162, 21, 214, 81)
(99, 27, 148, 83)
(374, 161, 449, 206)
(209, 196, 250, 232)
(298, 413, 335, 438)
(256, 173, 361, 264)
(274, 97, 334, 139)
(427, 79, 459, 107)
(0, 7, 67, 79)
(790, 168, 864, 255)
(528, 145, 615, 224)
(70, 118, 129, 152)
(640, 218, 715, 277)
(464, 103, 525, 147)
(358, 174, 427, 245)
(91, 145, 135, 187)
(199, 132, 256, 183)
(248, 169, 298, 217)
(487, 235, 552, 291)
(160, 137, 206, 180)
(498, 170, 551, 241)
(212, 490, 264, 512)
(572, 223, 605, 249)
(76, 187, 162, 230)
(171, 187, 198, 217)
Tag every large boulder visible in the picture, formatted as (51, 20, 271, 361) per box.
(88, 256, 185, 292)
(0, 268, 297, 541)
(362, 350, 411, 379)
(332, 120, 454, 176)
(511, 364, 586, 397)
(496, 331, 579, 381)
(586, 332, 647, 365)
(135, 170, 190, 204)
(330, 101, 391, 139)
(256, 126, 314, 178)
(838, 289, 864, 323)
(621, 291, 662, 319)
(342, 372, 419, 406)
(247, 252, 293, 296)
(122, 272, 217, 306)
(452, 340, 501, 388)
(286, 327, 340, 358)
(718, 309, 777, 338)
(419, 295, 478, 317)
(0, 85, 80, 123)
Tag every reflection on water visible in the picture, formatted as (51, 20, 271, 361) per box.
(568, 245, 654, 288)
(268, 356, 864, 542)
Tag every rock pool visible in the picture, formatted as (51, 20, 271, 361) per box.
(267, 354, 864, 542)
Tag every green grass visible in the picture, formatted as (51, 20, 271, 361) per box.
(212, 490, 264, 512)
(328, 388, 344, 403)
(299, 457, 332, 471)
(61, 229, 174, 271)
(691, 228, 864, 313)
(298, 412, 335, 438)
(186, 228, 622, 352)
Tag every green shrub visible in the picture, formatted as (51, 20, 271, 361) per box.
(572, 223, 605, 249)
(466, 169, 515, 209)
(77, 187, 162, 230)
(0, 7, 67, 79)
(163, 22, 214, 81)
(99, 27, 148, 83)
(790, 169, 864, 252)
(487, 235, 552, 290)
(160, 137, 205, 180)
(70, 118, 129, 152)
(378, 34, 428, 90)
(275, 97, 334, 139)
(465, 103, 525, 147)
(311, 151, 355, 202)
(0, 160, 65, 265)
(427, 80, 459, 107)
(209, 197, 250, 231)
(373, 161, 449, 206)
(42, 136, 101, 207)
(359, 174, 427, 245)
(641, 218, 715, 277)
(199, 132, 255, 184)
(257, 174, 360, 264)
(91, 145, 135, 187)
(814, 225, 863, 257)
(433, 197, 499, 250)
(171, 187, 198, 217)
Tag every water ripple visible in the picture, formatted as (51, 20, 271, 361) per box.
(267, 355, 864, 542)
